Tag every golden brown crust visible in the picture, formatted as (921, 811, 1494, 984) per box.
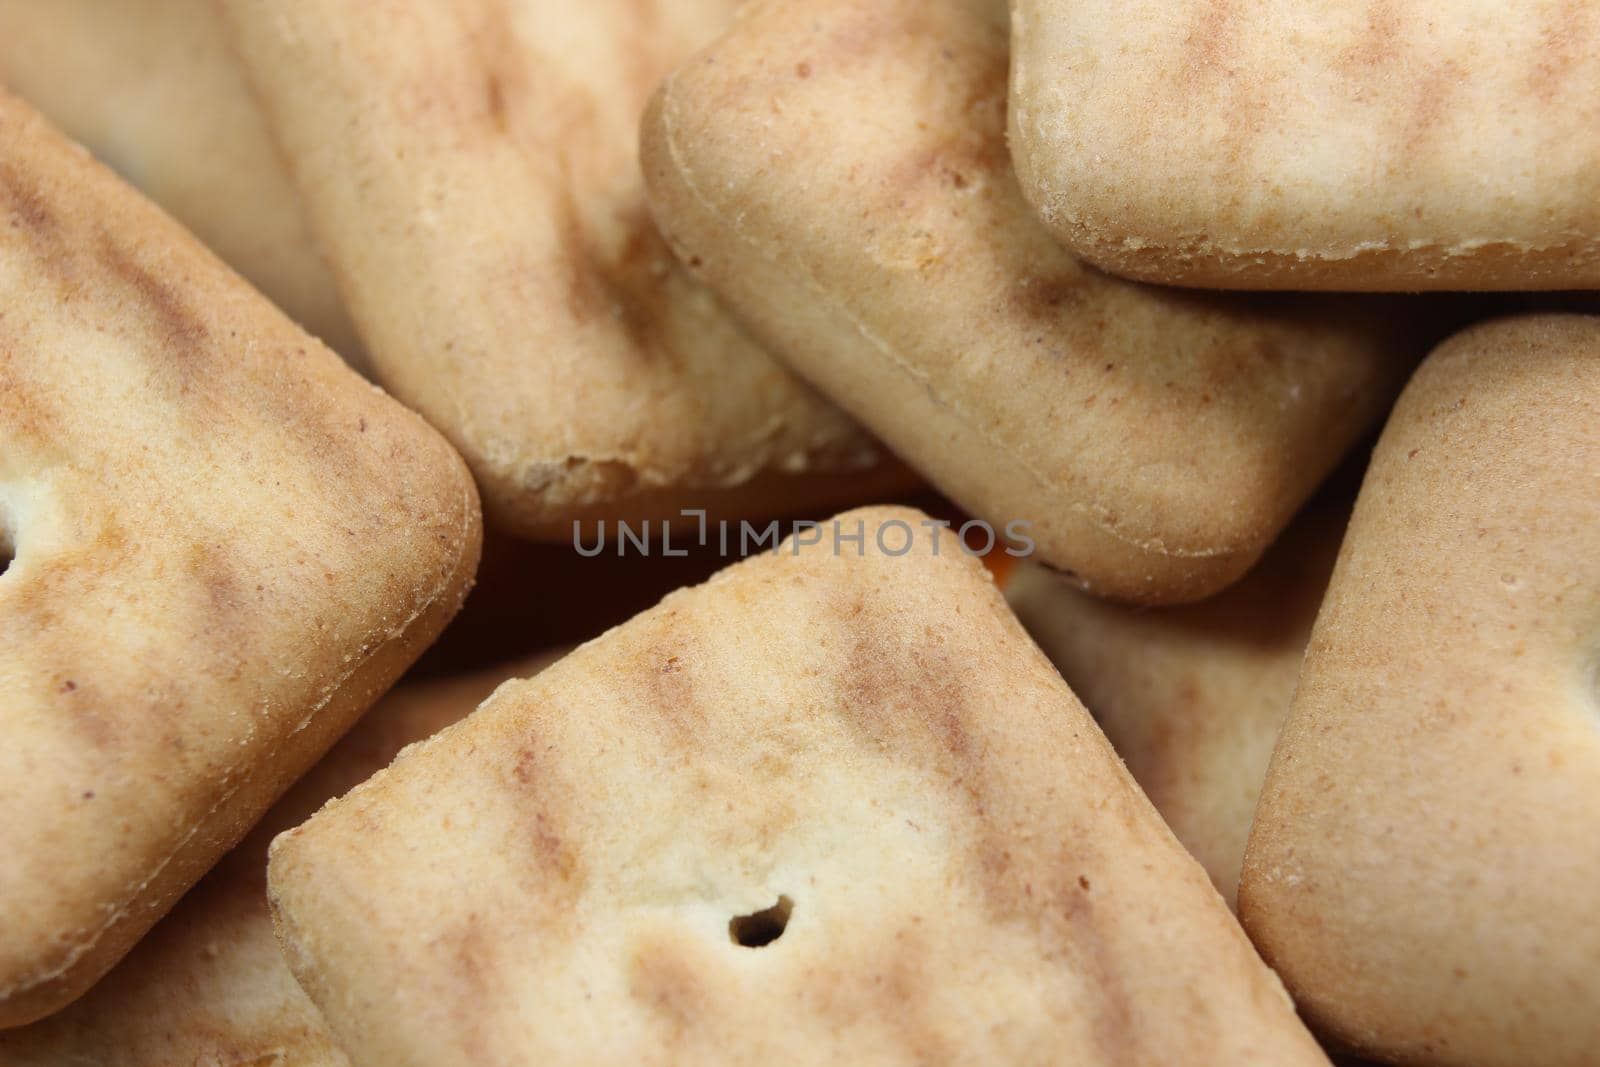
(0, 91, 482, 1026)
(1009, 0, 1600, 291)
(640, 0, 1426, 604)
(0, 651, 561, 1064)
(1240, 315, 1600, 1066)
(216, 0, 896, 536)
(1007, 503, 1344, 907)
(266, 506, 1329, 1066)
(0, 0, 362, 362)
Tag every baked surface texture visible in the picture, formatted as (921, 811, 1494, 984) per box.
(218, 0, 894, 537)
(265, 505, 1329, 1067)
(1008, 502, 1343, 907)
(641, 0, 1426, 604)
(0, 0, 361, 360)
(0, 91, 481, 1026)
(1240, 315, 1600, 1066)
(1009, 0, 1600, 291)
(0, 651, 560, 1065)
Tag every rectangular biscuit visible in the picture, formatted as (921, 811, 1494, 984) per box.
(217, 0, 899, 536)
(264, 506, 1329, 1066)
(641, 0, 1433, 604)
(1009, 0, 1600, 290)
(1242, 315, 1600, 1066)
(0, 90, 480, 1026)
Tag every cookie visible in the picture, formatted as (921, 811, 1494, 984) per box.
(1240, 316, 1600, 1066)
(0, 91, 481, 1026)
(264, 506, 1328, 1066)
(217, 0, 898, 537)
(641, 0, 1427, 604)
(1009, 0, 1600, 291)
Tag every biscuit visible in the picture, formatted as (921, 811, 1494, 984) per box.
(264, 506, 1328, 1066)
(0, 0, 361, 361)
(1008, 0, 1600, 291)
(1240, 316, 1600, 1066)
(641, 0, 1427, 604)
(0, 651, 560, 1064)
(0, 91, 481, 1026)
(1007, 502, 1343, 907)
(217, 0, 898, 538)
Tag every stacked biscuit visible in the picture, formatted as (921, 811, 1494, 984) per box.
(0, 2, 1594, 1065)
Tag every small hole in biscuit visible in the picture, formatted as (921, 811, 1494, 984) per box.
(1, 526, 12, 578)
(729, 895, 793, 948)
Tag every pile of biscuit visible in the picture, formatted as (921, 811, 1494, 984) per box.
(1, 2, 1595, 1065)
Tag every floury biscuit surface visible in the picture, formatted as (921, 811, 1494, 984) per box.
(265, 507, 1329, 1067)
(1009, 0, 1600, 291)
(0, 652, 561, 1065)
(641, 0, 1424, 605)
(1007, 502, 1343, 908)
(0, 92, 481, 1026)
(1241, 316, 1600, 1067)
(218, 0, 892, 538)
(0, 0, 361, 361)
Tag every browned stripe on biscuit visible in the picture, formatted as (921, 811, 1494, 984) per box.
(466, 0, 529, 136)
(1529, 0, 1597, 105)
(0, 155, 62, 250)
(1180, 0, 1242, 83)
(555, 192, 679, 363)
(96, 234, 212, 364)
(436, 910, 513, 1064)
(1337, 0, 1403, 72)
(626, 935, 702, 1037)
(507, 736, 588, 896)
(800, 920, 960, 1063)
(1402, 58, 1467, 161)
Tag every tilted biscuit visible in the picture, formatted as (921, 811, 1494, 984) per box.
(1009, 0, 1600, 291)
(0, 0, 361, 361)
(264, 506, 1329, 1067)
(1240, 316, 1600, 1066)
(1007, 501, 1343, 907)
(0, 92, 481, 1026)
(0, 651, 561, 1065)
(641, 0, 1426, 604)
(217, 0, 899, 538)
